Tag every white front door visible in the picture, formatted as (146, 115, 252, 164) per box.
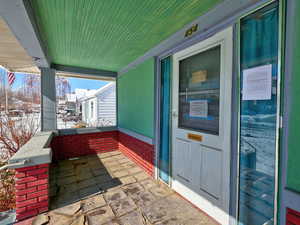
(171, 27, 233, 225)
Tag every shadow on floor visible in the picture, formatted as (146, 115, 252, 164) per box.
(45, 151, 218, 225)
(50, 151, 126, 209)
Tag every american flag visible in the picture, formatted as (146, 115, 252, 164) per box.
(7, 72, 15, 86)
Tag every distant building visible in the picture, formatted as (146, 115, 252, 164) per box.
(74, 88, 97, 115)
(65, 93, 77, 114)
(80, 82, 116, 127)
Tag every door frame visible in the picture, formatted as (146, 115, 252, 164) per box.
(154, 1, 283, 224)
(157, 56, 173, 185)
(235, 1, 283, 225)
(155, 55, 174, 186)
(171, 26, 233, 225)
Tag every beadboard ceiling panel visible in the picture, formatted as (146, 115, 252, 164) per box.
(30, 0, 221, 71)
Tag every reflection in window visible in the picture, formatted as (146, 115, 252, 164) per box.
(178, 45, 221, 135)
(238, 3, 278, 225)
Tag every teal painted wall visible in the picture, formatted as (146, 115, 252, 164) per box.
(117, 58, 154, 139)
(286, 2, 300, 192)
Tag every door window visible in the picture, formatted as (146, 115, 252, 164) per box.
(178, 45, 221, 135)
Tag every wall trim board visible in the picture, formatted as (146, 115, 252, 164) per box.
(58, 126, 118, 136)
(56, 126, 153, 146)
(118, 127, 153, 145)
(118, 0, 271, 76)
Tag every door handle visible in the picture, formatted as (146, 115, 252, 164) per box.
(172, 110, 178, 118)
(185, 88, 188, 102)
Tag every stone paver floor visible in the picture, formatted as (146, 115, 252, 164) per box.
(33, 151, 218, 225)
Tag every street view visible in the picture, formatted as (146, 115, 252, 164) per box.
(0, 66, 116, 223)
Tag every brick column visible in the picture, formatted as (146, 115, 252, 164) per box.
(15, 164, 49, 221)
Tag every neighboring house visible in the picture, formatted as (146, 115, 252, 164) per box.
(74, 88, 97, 115)
(65, 93, 77, 115)
(81, 93, 97, 125)
(80, 82, 116, 126)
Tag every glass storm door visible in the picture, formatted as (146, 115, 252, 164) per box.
(238, 2, 279, 225)
(171, 27, 233, 225)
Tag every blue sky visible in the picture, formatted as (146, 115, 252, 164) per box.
(59, 77, 109, 91)
(0, 67, 109, 92)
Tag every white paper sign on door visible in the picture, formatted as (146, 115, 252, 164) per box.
(189, 100, 208, 118)
(242, 64, 272, 100)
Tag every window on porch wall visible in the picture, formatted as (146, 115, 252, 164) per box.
(55, 75, 116, 129)
(91, 101, 94, 118)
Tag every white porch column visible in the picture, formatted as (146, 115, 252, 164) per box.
(40, 67, 57, 131)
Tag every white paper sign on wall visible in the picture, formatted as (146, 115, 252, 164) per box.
(242, 64, 272, 100)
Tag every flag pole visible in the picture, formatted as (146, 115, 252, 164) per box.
(5, 71, 8, 113)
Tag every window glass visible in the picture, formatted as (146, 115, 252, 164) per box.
(238, 3, 278, 225)
(178, 45, 221, 135)
(56, 76, 116, 129)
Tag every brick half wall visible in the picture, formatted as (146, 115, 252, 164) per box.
(286, 208, 300, 224)
(118, 132, 155, 176)
(15, 164, 49, 221)
(51, 131, 119, 161)
(14, 130, 155, 222)
(51, 130, 155, 176)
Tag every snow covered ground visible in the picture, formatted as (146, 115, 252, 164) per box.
(240, 114, 276, 177)
(57, 118, 76, 129)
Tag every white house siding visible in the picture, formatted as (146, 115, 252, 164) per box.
(80, 83, 116, 127)
(82, 101, 88, 122)
(96, 83, 116, 126)
(82, 97, 98, 126)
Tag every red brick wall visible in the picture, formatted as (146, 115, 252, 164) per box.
(51, 131, 155, 176)
(14, 131, 154, 221)
(118, 132, 155, 176)
(287, 208, 300, 225)
(15, 164, 49, 221)
(51, 131, 119, 161)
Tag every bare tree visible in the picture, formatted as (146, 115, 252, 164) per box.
(0, 114, 39, 159)
(0, 113, 39, 211)
(23, 74, 40, 104)
(56, 77, 71, 99)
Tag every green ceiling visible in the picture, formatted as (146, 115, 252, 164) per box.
(30, 0, 221, 71)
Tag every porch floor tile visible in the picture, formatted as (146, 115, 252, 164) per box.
(40, 151, 218, 225)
